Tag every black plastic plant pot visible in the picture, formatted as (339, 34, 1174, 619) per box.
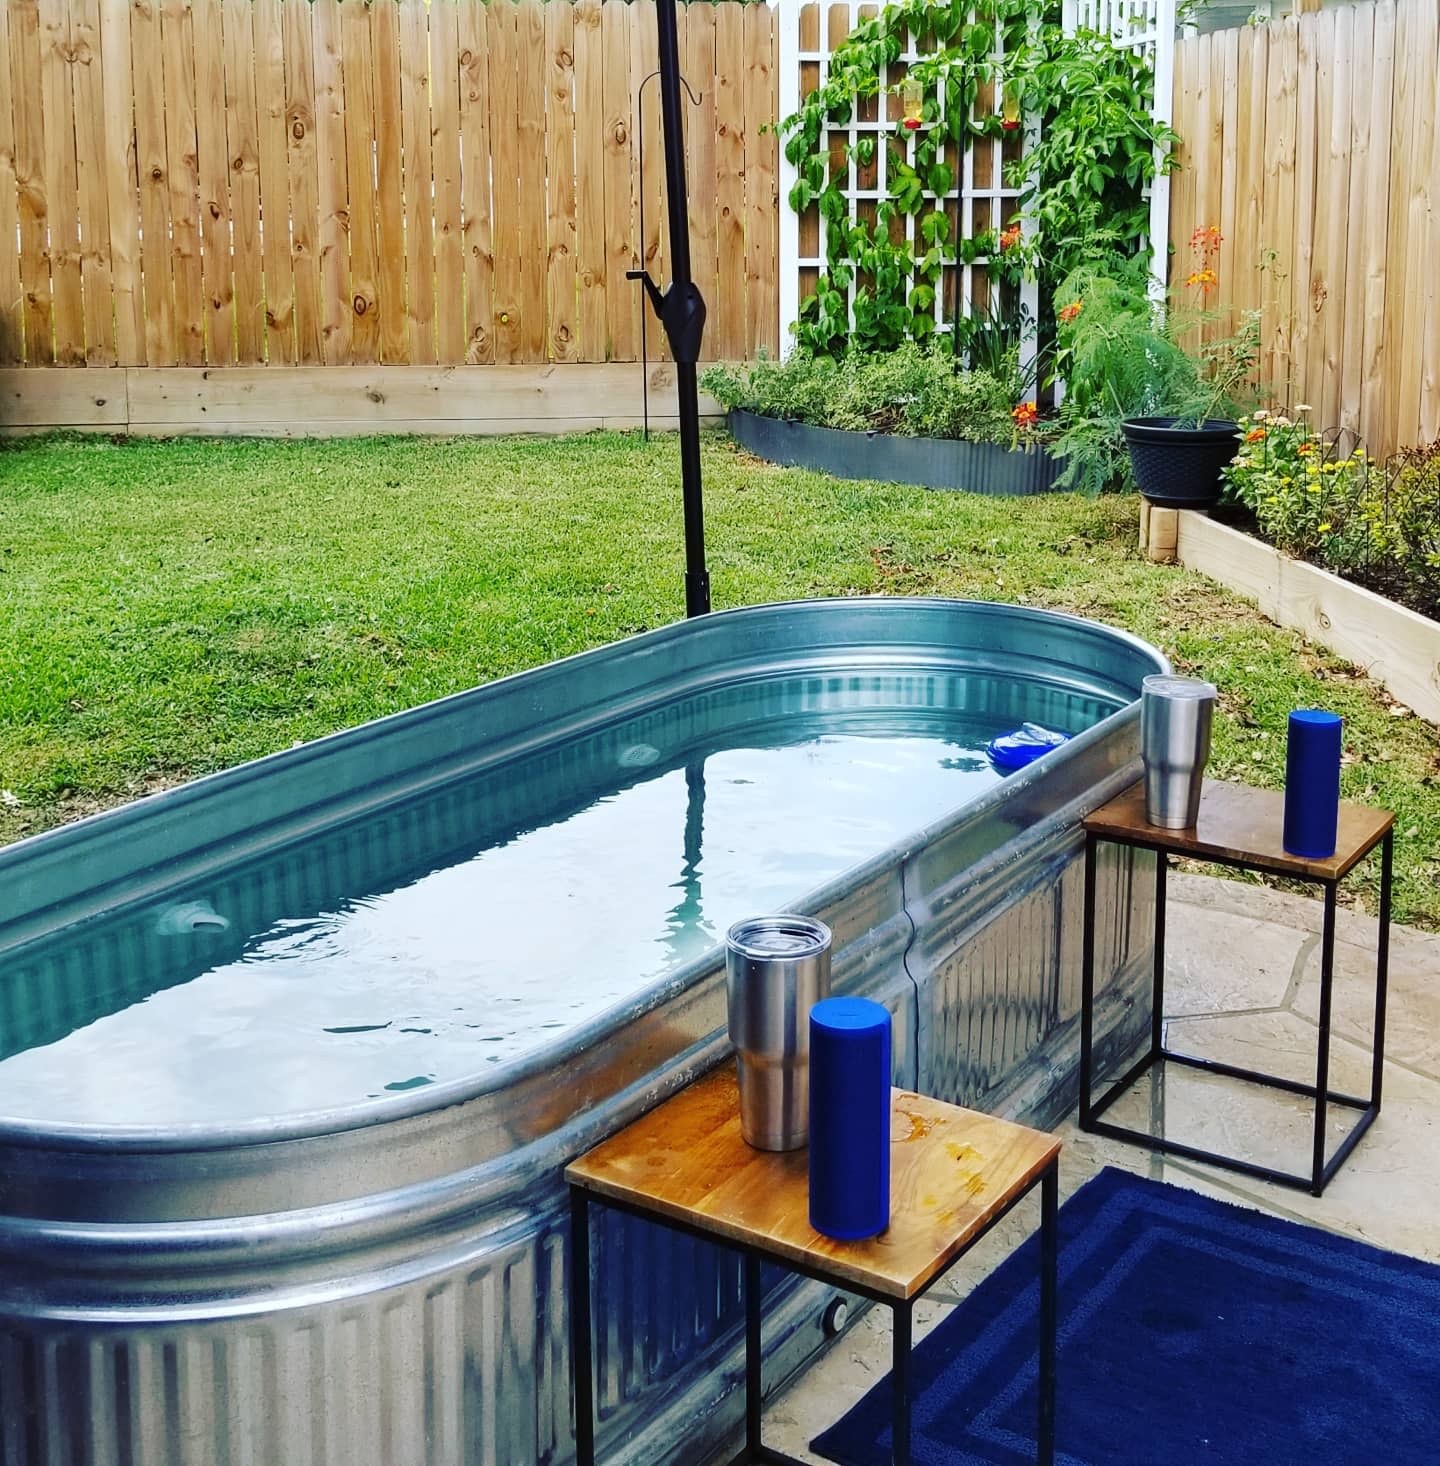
(728, 409, 1066, 496)
(1121, 417, 1241, 509)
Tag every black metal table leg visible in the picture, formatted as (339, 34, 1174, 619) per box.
(745, 1251, 763, 1459)
(1038, 1165, 1057, 1466)
(1371, 830, 1394, 1109)
(1152, 850, 1168, 1061)
(1312, 880, 1339, 1194)
(891, 1299, 912, 1466)
(1079, 832, 1097, 1127)
(570, 1189, 596, 1466)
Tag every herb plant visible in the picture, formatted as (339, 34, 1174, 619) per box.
(701, 345, 1029, 447)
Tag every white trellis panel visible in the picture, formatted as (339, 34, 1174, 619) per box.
(1061, 0, 1177, 297)
(777, 0, 1038, 357)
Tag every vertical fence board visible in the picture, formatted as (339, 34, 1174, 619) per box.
(458, 0, 493, 362)
(1378, 1, 1413, 451)
(99, 0, 141, 362)
(398, 0, 434, 363)
(1337, 1, 1371, 437)
(1214, 28, 1238, 342)
(1288, 13, 1317, 409)
(0, 0, 20, 361)
(713, 0, 745, 361)
(572, 0, 603, 361)
(1310, 6, 1345, 431)
(744, 1, 775, 359)
(1168, 36, 1194, 296)
(431, 0, 463, 362)
(1264, 19, 1298, 397)
(600, 0, 634, 360)
(254, 0, 293, 361)
(193, 0, 233, 364)
(370, 0, 406, 362)
(545, 0, 576, 362)
(312, 0, 348, 363)
(1231, 25, 1266, 338)
(1394, 0, 1436, 447)
(685, 0, 716, 360)
(222, 0, 262, 361)
(340, 0, 378, 361)
(39, 0, 83, 361)
(631, 0, 664, 360)
(1420, 5, 1440, 444)
(1360, 0, 1396, 445)
(516, 0, 546, 362)
(160, 0, 202, 364)
(283, 0, 322, 363)
(486, 0, 519, 363)
(131, 0, 172, 363)
(71, 0, 114, 362)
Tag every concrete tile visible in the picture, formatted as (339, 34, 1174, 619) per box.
(1159, 901, 1307, 1015)
(1290, 923, 1440, 1079)
(1167, 869, 1385, 948)
(752, 877, 1440, 1465)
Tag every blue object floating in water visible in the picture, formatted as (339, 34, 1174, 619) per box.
(987, 722, 1070, 770)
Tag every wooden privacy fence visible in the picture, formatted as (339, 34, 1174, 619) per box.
(0, 0, 778, 371)
(1169, 0, 1440, 458)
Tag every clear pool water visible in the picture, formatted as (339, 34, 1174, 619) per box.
(0, 671, 1078, 1127)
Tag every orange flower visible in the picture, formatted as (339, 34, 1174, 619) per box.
(1296, 442, 1316, 457)
(1011, 401, 1038, 428)
(1058, 301, 1083, 325)
(1245, 427, 1266, 442)
(1184, 267, 1218, 293)
(999, 224, 1022, 252)
(1190, 224, 1223, 248)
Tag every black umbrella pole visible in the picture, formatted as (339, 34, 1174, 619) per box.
(655, 0, 710, 617)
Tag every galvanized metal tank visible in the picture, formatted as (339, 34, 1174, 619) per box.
(0, 599, 1165, 1465)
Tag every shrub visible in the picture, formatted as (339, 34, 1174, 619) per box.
(1223, 411, 1440, 620)
(701, 344, 1027, 447)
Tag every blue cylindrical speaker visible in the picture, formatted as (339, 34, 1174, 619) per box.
(1283, 709, 1343, 859)
(808, 996, 891, 1241)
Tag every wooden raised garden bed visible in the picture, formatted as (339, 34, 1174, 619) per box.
(1174, 511, 1440, 725)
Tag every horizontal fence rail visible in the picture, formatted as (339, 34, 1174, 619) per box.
(0, 0, 779, 370)
(1169, 0, 1440, 458)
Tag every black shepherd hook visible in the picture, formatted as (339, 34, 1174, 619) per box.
(629, 68, 702, 442)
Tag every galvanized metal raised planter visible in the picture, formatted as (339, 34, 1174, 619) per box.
(0, 598, 1165, 1466)
(728, 408, 1067, 495)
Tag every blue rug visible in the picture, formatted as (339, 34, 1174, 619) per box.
(811, 1167, 1440, 1466)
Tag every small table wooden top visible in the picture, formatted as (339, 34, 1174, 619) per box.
(564, 1064, 1060, 1301)
(1084, 778, 1393, 881)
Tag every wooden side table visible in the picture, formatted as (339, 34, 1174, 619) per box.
(565, 1064, 1060, 1466)
(1080, 778, 1394, 1197)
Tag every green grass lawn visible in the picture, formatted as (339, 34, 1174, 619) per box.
(3, 429, 1437, 928)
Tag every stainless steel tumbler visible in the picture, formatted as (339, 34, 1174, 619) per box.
(1141, 674, 1217, 829)
(725, 915, 832, 1151)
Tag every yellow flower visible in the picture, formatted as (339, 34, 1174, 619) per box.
(1318, 521, 1333, 532)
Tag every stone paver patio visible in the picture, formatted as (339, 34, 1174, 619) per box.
(759, 872, 1440, 1462)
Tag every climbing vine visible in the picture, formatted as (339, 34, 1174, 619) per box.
(779, 0, 1180, 358)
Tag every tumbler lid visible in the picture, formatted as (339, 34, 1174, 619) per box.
(1142, 674, 1217, 700)
(1289, 708, 1341, 727)
(726, 915, 831, 961)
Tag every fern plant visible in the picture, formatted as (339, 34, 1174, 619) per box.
(1051, 264, 1261, 494)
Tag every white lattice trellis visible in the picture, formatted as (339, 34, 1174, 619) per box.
(1061, 0, 1177, 297)
(778, 0, 1178, 351)
(777, 0, 1039, 356)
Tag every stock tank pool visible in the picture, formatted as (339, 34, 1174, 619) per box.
(0, 598, 1166, 1466)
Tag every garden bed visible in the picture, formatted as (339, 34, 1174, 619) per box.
(1175, 512, 1440, 725)
(728, 409, 1066, 496)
